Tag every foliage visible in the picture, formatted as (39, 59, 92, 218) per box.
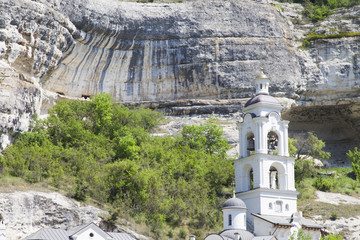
(321, 233, 343, 240)
(330, 212, 338, 220)
(295, 157, 317, 183)
(289, 229, 312, 240)
(276, 0, 360, 22)
(289, 132, 330, 184)
(302, 32, 360, 47)
(313, 176, 333, 191)
(347, 147, 360, 180)
(1, 94, 233, 238)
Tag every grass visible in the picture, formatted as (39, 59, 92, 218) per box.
(297, 167, 360, 221)
(301, 32, 360, 48)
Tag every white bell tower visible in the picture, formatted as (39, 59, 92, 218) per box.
(235, 69, 298, 230)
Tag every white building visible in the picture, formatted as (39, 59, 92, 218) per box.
(204, 69, 323, 240)
(0, 220, 6, 240)
(23, 222, 137, 240)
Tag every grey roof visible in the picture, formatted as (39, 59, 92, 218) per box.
(23, 223, 138, 240)
(222, 198, 247, 209)
(252, 213, 293, 227)
(108, 232, 138, 240)
(297, 216, 323, 229)
(252, 213, 322, 229)
(244, 94, 280, 108)
(219, 229, 254, 240)
(253, 236, 276, 240)
(23, 228, 68, 240)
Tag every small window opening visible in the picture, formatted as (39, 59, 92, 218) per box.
(275, 201, 283, 213)
(228, 214, 232, 226)
(260, 83, 263, 89)
(285, 204, 289, 211)
(247, 133, 255, 155)
(269, 202, 273, 209)
(250, 169, 254, 190)
(267, 131, 278, 154)
(89, 232, 94, 237)
(269, 167, 279, 189)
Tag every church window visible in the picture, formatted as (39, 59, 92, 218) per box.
(249, 168, 254, 189)
(269, 166, 279, 189)
(275, 201, 283, 213)
(247, 133, 255, 155)
(228, 214, 232, 226)
(267, 131, 278, 154)
(269, 202, 272, 209)
(285, 204, 289, 211)
(260, 83, 263, 89)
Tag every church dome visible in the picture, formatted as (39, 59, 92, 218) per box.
(244, 94, 280, 108)
(220, 229, 254, 240)
(222, 197, 247, 209)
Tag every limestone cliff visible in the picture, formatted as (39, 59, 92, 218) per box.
(0, 0, 359, 161)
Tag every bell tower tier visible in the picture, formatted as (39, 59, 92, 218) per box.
(236, 68, 298, 230)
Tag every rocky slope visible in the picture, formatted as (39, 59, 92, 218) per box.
(0, 0, 359, 159)
(0, 191, 147, 240)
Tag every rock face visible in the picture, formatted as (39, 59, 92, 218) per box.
(0, 191, 104, 240)
(0, 0, 359, 158)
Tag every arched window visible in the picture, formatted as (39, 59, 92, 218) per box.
(250, 168, 254, 189)
(269, 162, 286, 190)
(247, 133, 255, 155)
(269, 166, 278, 189)
(228, 214, 232, 226)
(260, 83, 263, 89)
(269, 202, 273, 209)
(267, 131, 278, 154)
(285, 204, 289, 211)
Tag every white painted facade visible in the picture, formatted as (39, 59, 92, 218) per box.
(204, 69, 323, 240)
(0, 220, 6, 240)
(70, 224, 112, 240)
(222, 207, 247, 230)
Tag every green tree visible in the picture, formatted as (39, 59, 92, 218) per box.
(347, 147, 360, 180)
(181, 119, 230, 156)
(91, 93, 114, 135)
(289, 229, 312, 240)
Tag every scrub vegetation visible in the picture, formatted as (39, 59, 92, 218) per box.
(276, 0, 360, 22)
(0, 93, 359, 239)
(0, 93, 233, 239)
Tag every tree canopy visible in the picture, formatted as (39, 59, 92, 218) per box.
(0, 93, 233, 239)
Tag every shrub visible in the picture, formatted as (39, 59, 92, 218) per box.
(347, 147, 360, 180)
(313, 176, 332, 191)
(330, 212, 338, 221)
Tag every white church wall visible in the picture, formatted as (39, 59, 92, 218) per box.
(253, 217, 274, 236)
(222, 208, 247, 230)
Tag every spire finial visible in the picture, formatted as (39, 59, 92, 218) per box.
(232, 189, 236, 198)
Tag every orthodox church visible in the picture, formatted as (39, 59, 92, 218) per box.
(203, 69, 323, 240)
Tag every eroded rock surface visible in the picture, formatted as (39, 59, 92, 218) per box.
(0, 0, 359, 160)
(0, 191, 104, 240)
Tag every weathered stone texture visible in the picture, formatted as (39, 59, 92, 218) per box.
(0, 0, 359, 157)
(0, 191, 104, 240)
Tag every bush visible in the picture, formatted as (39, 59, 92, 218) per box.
(347, 147, 360, 180)
(313, 176, 333, 191)
(330, 212, 338, 221)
